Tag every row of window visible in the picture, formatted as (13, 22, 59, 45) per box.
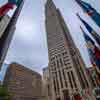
(53, 69, 78, 95)
(73, 57, 89, 89)
(50, 55, 71, 71)
(49, 45, 65, 55)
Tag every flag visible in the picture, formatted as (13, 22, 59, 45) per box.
(75, 0, 100, 27)
(0, 3, 14, 17)
(93, 70, 100, 87)
(8, 0, 22, 6)
(80, 26, 100, 72)
(73, 94, 82, 100)
(80, 26, 100, 87)
(77, 13, 100, 46)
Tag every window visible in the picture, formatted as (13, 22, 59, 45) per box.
(67, 72, 73, 88)
(51, 57, 55, 61)
(62, 69, 67, 87)
(53, 79, 57, 95)
(59, 58, 63, 66)
(71, 71, 77, 88)
(59, 71, 63, 88)
(55, 72, 60, 94)
(56, 60, 60, 69)
(62, 51, 67, 56)
(63, 90, 70, 100)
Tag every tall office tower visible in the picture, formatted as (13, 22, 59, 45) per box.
(3, 63, 43, 100)
(45, 0, 96, 100)
(0, 0, 24, 70)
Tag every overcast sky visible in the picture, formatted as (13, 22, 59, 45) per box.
(0, 0, 100, 75)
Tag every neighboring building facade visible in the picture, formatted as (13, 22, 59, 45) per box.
(45, 0, 95, 100)
(3, 63, 43, 100)
(43, 67, 52, 100)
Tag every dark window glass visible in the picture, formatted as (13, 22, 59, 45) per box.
(62, 70, 67, 87)
(71, 71, 77, 88)
(63, 90, 70, 100)
(59, 71, 63, 88)
(60, 58, 63, 66)
(53, 79, 57, 95)
(67, 72, 73, 88)
(55, 72, 60, 94)
(57, 60, 60, 69)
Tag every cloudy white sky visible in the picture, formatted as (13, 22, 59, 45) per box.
(0, 0, 100, 75)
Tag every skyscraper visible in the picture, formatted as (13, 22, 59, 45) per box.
(45, 0, 96, 100)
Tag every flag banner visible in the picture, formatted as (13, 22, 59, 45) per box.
(92, 62, 100, 74)
(93, 88, 100, 97)
(0, 3, 14, 17)
(73, 95, 82, 100)
(8, 0, 22, 6)
(80, 26, 100, 86)
(75, 0, 100, 27)
(93, 70, 100, 87)
(77, 13, 100, 46)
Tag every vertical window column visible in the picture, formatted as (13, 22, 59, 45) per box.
(55, 56, 61, 94)
(67, 71, 73, 89)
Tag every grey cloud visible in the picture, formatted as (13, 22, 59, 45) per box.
(4, 0, 100, 75)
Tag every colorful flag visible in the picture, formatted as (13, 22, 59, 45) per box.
(80, 26, 100, 72)
(93, 70, 100, 87)
(77, 13, 100, 46)
(75, 0, 100, 27)
(8, 0, 22, 6)
(80, 26, 100, 87)
(0, 2, 14, 17)
(73, 94, 82, 100)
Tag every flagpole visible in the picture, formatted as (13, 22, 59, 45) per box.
(0, 0, 24, 69)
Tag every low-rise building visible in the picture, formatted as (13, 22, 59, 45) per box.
(3, 62, 43, 100)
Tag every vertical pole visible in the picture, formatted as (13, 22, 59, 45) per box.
(0, 0, 24, 69)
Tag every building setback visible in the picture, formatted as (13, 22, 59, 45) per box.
(45, 0, 96, 100)
(3, 63, 43, 100)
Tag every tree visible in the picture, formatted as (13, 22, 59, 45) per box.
(0, 86, 11, 100)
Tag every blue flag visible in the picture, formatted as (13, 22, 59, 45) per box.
(77, 13, 100, 46)
(80, 26, 100, 73)
(80, 26, 100, 87)
(8, 0, 22, 6)
(75, 0, 100, 27)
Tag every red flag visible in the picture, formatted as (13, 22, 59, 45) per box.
(0, 3, 15, 17)
(74, 94, 82, 100)
(95, 46, 100, 59)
